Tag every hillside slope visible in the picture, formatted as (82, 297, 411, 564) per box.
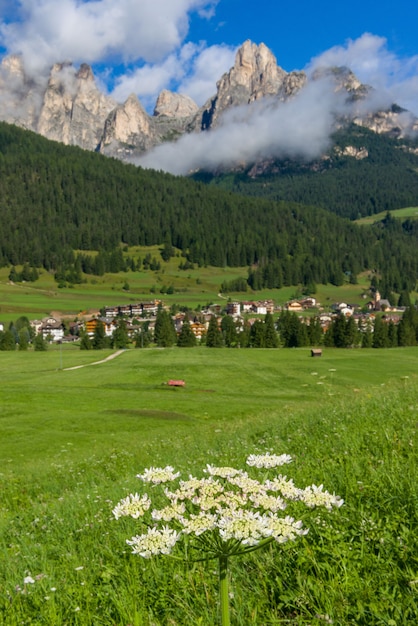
(192, 125, 418, 220)
(0, 122, 417, 294)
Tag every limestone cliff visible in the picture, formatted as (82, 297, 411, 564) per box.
(37, 63, 116, 149)
(196, 41, 306, 130)
(0, 41, 416, 163)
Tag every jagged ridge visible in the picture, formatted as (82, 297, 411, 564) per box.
(0, 40, 417, 163)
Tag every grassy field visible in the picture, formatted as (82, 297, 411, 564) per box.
(0, 347, 417, 624)
(355, 206, 418, 225)
(1, 250, 414, 326)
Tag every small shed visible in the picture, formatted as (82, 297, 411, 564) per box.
(311, 349, 322, 357)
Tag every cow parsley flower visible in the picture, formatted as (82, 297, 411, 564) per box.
(114, 452, 343, 626)
(151, 501, 186, 522)
(301, 484, 344, 511)
(112, 493, 151, 519)
(246, 453, 293, 468)
(249, 492, 287, 512)
(265, 476, 303, 500)
(264, 514, 309, 543)
(127, 526, 180, 558)
(217, 509, 269, 546)
(180, 512, 218, 535)
(136, 466, 180, 484)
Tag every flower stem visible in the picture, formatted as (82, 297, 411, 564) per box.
(219, 555, 230, 626)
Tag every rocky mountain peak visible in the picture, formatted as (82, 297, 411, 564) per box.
(37, 61, 116, 149)
(312, 65, 368, 97)
(76, 63, 95, 82)
(0, 41, 415, 164)
(98, 93, 155, 157)
(1, 54, 26, 79)
(198, 40, 306, 129)
(154, 90, 198, 118)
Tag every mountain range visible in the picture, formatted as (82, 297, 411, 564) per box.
(1, 40, 417, 167)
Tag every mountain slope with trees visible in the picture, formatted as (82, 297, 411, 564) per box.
(0, 122, 417, 295)
(192, 125, 418, 220)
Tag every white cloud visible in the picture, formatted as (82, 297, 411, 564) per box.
(0, 0, 219, 75)
(111, 41, 236, 110)
(307, 33, 418, 115)
(177, 43, 237, 104)
(137, 76, 349, 175)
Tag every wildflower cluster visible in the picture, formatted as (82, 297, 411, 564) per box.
(113, 455, 343, 560)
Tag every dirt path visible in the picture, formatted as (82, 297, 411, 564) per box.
(63, 349, 126, 370)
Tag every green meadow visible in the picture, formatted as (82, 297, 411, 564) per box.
(1, 346, 417, 624)
(1, 250, 414, 327)
(355, 206, 418, 225)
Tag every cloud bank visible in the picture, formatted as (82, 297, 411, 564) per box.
(308, 33, 418, 117)
(0, 0, 230, 107)
(138, 77, 349, 175)
(136, 33, 418, 175)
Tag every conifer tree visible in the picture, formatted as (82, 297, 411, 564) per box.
(177, 320, 197, 347)
(154, 307, 176, 347)
(0, 330, 16, 351)
(221, 315, 237, 347)
(264, 312, 279, 348)
(92, 320, 107, 349)
(206, 316, 223, 347)
(34, 333, 48, 351)
(372, 317, 389, 348)
(79, 330, 92, 350)
(112, 319, 129, 349)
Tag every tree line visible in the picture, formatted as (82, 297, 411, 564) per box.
(0, 122, 417, 295)
(195, 125, 418, 220)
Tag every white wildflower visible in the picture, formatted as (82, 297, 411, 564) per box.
(136, 466, 180, 484)
(127, 526, 180, 558)
(246, 453, 293, 469)
(249, 492, 287, 512)
(265, 476, 303, 500)
(216, 490, 248, 510)
(112, 493, 151, 519)
(264, 514, 309, 543)
(151, 501, 186, 522)
(23, 576, 35, 584)
(228, 473, 264, 495)
(301, 484, 344, 511)
(217, 509, 269, 546)
(180, 512, 218, 535)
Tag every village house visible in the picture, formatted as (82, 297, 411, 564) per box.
(240, 300, 275, 314)
(299, 297, 317, 309)
(226, 301, 241, 317)
(39, 317, 65, 342)
(190, 321, 206, 339)
(85, 317, 117, 337)
(103, 300, 161, 318)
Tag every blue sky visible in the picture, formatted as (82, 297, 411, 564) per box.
(1, 0, 418, 114)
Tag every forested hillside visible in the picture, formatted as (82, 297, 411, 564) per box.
(0, 122, 417, 294)
(193, 125, 418, 220)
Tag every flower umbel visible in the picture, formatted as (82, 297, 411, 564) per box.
(114, 455, 343, 626)
(136, 466, 180, 484)
(246, 453, 293, 468)
(112, 493, 151, 519)
(127, 526, 180, 558)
